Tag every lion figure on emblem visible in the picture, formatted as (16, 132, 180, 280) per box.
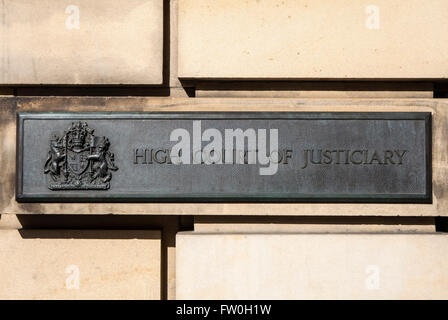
(87, 137, 118, 183)
(44, 138, 66, 181)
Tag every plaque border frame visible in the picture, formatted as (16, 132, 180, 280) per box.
(16, 112, 432, 203)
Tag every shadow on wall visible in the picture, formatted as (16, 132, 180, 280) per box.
(436, 217, 448, 232)
(16, 215, 193, 239)
(17, 229, 161, 239)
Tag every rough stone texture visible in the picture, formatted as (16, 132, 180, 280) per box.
(0, 229, 161, 299)
(0, 0, 163, 84)
(1, 97, 448, 216)
(176, 233, 448, 299)
(196, 90, 434, 99)
(178, 0, 448, 79)
(193, 216, 436, 233)
(194, 82, 435, 99)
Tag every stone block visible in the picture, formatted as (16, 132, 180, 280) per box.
(0, 229, 161, 299)
(0, 0, 163, 84)
(178, 0, 448, 79)
(177, 233, 448, 299)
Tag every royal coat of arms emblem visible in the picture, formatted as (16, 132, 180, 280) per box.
(44, 121, 118, 190)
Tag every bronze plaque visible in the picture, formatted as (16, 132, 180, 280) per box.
(16, 112, 431, 203)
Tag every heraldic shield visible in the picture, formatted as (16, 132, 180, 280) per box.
(44, 121, 118, 190)
(67, 149, 89, 175)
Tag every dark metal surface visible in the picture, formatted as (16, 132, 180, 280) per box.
(16, 112, 432, 203)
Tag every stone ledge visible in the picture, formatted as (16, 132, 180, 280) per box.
(1, 97, 446, 216)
